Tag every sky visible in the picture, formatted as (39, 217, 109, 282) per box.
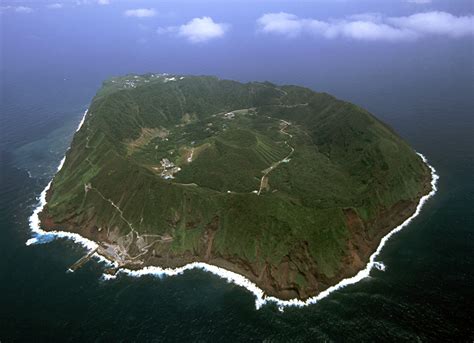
(1, 0, 473, 102)
(0, 0, 472, 172)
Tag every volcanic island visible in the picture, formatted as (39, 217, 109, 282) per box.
(38, 74, 433, 300)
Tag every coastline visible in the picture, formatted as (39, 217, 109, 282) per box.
(27, 109, 439, 309)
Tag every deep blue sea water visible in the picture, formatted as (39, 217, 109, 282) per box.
(1, 39, 474, 342)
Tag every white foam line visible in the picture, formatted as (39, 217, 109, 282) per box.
(27, 109, 94, 250)
(27, 115, 438, 310)
(92, 252, 118, 268)
(75, 109, 88, 132)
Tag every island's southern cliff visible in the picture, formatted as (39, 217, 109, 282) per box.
(38, 74, 432, 300)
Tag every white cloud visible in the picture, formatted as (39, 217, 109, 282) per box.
(75, 0, 110, 5)
(124, 8, 156, 18)
(257, 12, 414, 41)
(257, 13, 305, 37)
(405, 0, 432, 4)
(47, 3, 63, 9)
(334, 21, 418, 41)
(389, 11, 474, 38)
(257, 11, 474, 42)
(158, 17, 229, 43)
(1, 5, 34, 13)
(16, 6, 33, 13)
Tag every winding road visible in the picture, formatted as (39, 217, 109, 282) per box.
(257, 119, 294, 195)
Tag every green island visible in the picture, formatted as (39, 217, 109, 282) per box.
(39, 74, 432, 300)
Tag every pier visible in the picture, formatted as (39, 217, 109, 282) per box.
(67, 248, 98, 272)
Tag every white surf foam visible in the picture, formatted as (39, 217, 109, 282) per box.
(27, 113, 438, 310)
(27, 109, 94, 251)
(92, 252, 118, 268)
(75, 109, 88, 132)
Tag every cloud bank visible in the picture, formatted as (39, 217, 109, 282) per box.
(1, 5, 34, 13)
(124, 8, 156, 18)
(75, 0, 111, 5)
(158, 17, 229, 43)
(257, 11, 474, 41)
(406, 0, 432, 4)
(47, 3, 63, 9)
(389, 11, 474, 38)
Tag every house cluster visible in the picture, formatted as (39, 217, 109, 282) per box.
(150, 73, 184, 82)
(223, 112, 235, 119)
(111, 74, 185, 90)
(160, 158, 181, 179)
(123, 80, 137, 89)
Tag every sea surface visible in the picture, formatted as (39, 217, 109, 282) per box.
(1, 64, 473, 341)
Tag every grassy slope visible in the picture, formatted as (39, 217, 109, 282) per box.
(45, 75, 427, 281)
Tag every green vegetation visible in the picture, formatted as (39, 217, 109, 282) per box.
(43, 74, 429, 297)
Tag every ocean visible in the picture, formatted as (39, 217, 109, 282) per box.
(1, 52, 473, 342)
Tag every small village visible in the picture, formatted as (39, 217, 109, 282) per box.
(159, 158, 181, 179)
(109, 73, 185, 90)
